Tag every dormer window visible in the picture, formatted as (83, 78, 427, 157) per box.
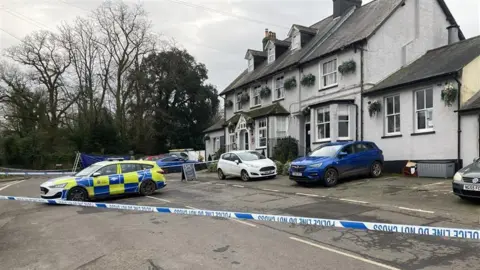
(292, 33, 300, 50)
(247, 57, 254, 72)
(268, 46, 275, 64)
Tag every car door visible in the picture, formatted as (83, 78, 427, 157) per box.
(120, 163, 142, 194)
(219, 153, 231, 175)
(354, 143, 376, 173)
(335, 144, 357, 177)
(92, 164, 119, 196)
(230, 154, 242, 176)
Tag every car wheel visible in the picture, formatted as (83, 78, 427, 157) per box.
(139, 180, 156, 196)
(218, 169, 226, 180)
(241, 170, 250, 182)
(323, 168, 338, 187)
(370, 161, 383, 178)
(67, 187, 89, 201)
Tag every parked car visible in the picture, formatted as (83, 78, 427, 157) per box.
(289, 141, 384, 187)
(156, 155, 198, 173)
(217, 150, 277, 181)
(452, 157, 480, 200)
(40, 160, 166, 201)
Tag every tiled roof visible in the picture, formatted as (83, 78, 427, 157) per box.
(292, 24, 317, 35)
(365, 35, 480, 95)
(225, 103, 290, 125)
(460, 90, 480, 112)
(219, 0, 464, 96)
(203, 119, 225, 133)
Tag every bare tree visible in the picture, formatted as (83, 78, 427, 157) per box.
(4, 30, 77, 135)
(92, 0, 157, 135)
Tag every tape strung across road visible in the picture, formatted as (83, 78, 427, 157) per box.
(0, 160, 219, 176)
(0, 195, 478, 240)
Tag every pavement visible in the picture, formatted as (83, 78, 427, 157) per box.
(0, 172, 479, 269)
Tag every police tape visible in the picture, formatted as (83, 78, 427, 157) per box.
(0, 195, 478, 240)
(0, 160, 219, 176)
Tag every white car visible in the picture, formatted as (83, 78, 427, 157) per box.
(217, 150, 277, 181)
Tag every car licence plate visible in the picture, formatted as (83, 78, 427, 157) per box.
(463, 185, 480, 191)
(292, 172, 302, 176)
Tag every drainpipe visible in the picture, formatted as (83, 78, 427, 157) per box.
(478, 114, 480, 159)
(454, 75, 462, 169)
(351, 103, 359, 141)
(360, 44, 365, 141)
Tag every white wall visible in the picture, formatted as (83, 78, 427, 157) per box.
(461, 114, 478, 166)
(204, 129, 224, 159)
(363, 79, 458, 161)
(364, 0, 449, 85)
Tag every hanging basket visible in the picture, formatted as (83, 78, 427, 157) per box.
(441, 83, 458, 107)
(225, 100, 233, 108)
(302, 106, 311, 116)
(338, 60, 356, 75)
(204, 135, 210, 141)
(260, 86, 271, 98)
(300, 74, 316, 87)
(368, 100, 381, 117)
(240, 93, 250, 103)
(284, 77, 297, 90)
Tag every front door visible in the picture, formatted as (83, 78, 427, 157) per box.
(305, 123, 311, 155)
(244, 131, 249, 150)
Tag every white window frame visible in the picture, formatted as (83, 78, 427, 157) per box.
(251, 85, 261, 107)
(316, 107, 330, 141)
(247, 57, 254, 72)
(320, 58, 338, 88)
(292, 32, 301, 50)
(414, 88, 434, 132)
(275, 116, 288, 138)
(256, 118, 267, 149)
(229, 133, 236, 149)
(273, 75, 285, 101)
(385, 95, 401, 135)
(268, 46, 275, 64)
(236, 92, 243, 111)
(337, 105, 350, 140)
(214, 137, 220, 152)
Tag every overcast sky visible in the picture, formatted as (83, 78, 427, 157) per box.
(1, 0, 479, 92)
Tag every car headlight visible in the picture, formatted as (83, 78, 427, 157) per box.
(309, 163, 323, 168)
(49, 183, 67, 188)
(453, 172, 463, 182)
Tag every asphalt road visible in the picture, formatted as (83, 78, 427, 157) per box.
(1, 173, 480, 270)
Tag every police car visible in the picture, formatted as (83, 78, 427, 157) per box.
(40, 159, 166, 201)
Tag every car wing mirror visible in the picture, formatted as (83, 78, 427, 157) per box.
(338, 151, 348, 158)
(92, 172, 101, 177)
(235, 160, 240, 165)
(474, 157, 480, 163)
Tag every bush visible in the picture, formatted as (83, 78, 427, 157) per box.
(214, 145, 225, 160)
(273, 136, 299, 163)
(207, 162, 218, 173)
(283, 161, 291, 176)
(275, 160, 283, 174)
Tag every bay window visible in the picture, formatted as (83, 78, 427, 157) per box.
(276, 117, 287, 138)
(316, 107, 330, 140)
(385, 95, 401, 134)
(257, 119, 267, 148)
(415, 89, 433, 131)
(322, 59, 337, 88)
(337, 105, 350, 139)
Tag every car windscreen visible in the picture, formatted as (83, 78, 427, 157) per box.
(75, 164, 103, 177)
(310, 145, 343, 157)
(237, 152, 266, 161)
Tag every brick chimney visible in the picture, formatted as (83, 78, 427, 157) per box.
(333, 0, 362, 18)
(262, 28, 269, 50)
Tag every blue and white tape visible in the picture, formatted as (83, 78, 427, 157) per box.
(0, 195, 478, 240)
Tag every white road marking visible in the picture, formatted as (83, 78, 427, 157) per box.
(397, 207, 434, 214)
(262, 188, 280, 192)
(184, 206, 256, 227)
(296, 192, 321, 197)
(215, 183, 225, 186)
(339, 198, 369, 204)
(233, 184, 244, 188)
(0, 180, 25, 191)
(146, 196, 171, 203)
(231, 219, 257, 227)
(289, 237, 400, 270)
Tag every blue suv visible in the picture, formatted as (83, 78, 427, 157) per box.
(289, 141, 384, 187)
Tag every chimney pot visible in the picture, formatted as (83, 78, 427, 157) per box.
(265, 28, 269, 37)
(447, 24, 460, 44)
(333, 0, 362, 18)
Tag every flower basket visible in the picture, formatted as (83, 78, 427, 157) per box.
(228, 122, 235, 133)
(301, 74, 316, 87)
(284, 77, 297, 90)
(441, 83, 458, 107)
(204, 135, 210, 141)
(260, 86, 271, 98)
(338, 60, 356, 75)
(302, 106, 311, 116)
(225, 100, 233, 108)
(240, 93, 250, 103)
(368, 100, 381, 117)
